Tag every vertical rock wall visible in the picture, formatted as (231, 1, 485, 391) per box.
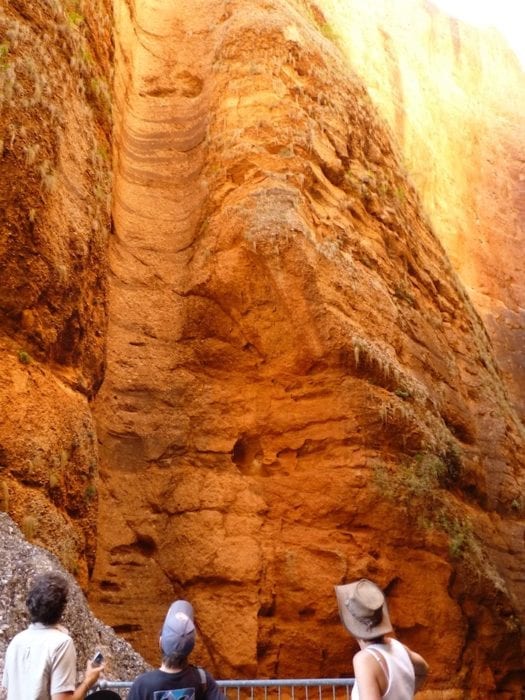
(89, 0, 524, 695)
(0, 0, 523, 695)
(0, 0, 112, 584)
(317, 0, 525, 422)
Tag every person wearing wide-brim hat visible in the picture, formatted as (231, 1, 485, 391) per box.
(335, 579, 428, 699)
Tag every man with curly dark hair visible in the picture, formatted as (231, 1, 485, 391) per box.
(2, 571, 104, 700)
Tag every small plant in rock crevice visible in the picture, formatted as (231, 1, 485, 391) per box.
(394, 387, 412, 399)
(84, 482, 97, 502)
(393, 283, 415, 306)
(394, 186, 405, 202)
(17, 349, 32, 364)
(319, 22, 338, 43)
(372, 452, 506, 592)
(66, 10, 84, 27)
(22, 514, 38, 540)
(0, 42, 9, 69)
(373, 452, 456, 504)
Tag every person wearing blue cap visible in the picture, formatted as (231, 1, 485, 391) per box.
(128, 600, 224, 700)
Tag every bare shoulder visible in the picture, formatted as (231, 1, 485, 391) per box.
(353, 648, 386, 680)
(353, 649, 378, 670)
(353, 649, 385, 700)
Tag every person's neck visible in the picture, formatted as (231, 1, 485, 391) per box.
(358, 637, 386, 649)
(160, 663, 184, 673)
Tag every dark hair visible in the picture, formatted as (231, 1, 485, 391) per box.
(162, 653, 189, 671)
(26, 572, 69, 625)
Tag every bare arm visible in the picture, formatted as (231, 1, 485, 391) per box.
(353, 650, 384, 700)
(406, 647, 429, 692)
(52, 660, 104, 700)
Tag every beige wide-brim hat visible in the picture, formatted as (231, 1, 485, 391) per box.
(335, 579, 393, 640)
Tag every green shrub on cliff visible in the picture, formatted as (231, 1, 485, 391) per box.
(372, 451, 506, 591)
(319, 21, 340, 45)
(373, 451, 459, 505)
(17, 349, 32, 364)
(84, 482, 97, 502)
(66, 10, 84, 27)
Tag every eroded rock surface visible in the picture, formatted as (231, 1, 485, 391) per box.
(0, 0, 111, 583)
(320, 0, 525, 424)
(0, 0, 524, 696)
(88, 0, 525, 696)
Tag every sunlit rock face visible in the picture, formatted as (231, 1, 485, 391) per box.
(87, 0, 524, 696)
(0, 0, 112, 585)
(0, 0, 522, 695)
(321, 0, 525, 422)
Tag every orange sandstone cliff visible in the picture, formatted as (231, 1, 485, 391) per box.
(0, 0, 112, 584)
(0, 0, 524, 697)
(323, 0, 525, 424)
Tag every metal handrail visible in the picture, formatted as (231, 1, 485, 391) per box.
(96, 678, 355, 694)
(99, 679, 355, 689)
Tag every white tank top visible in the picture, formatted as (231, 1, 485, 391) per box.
(351, 638, 415, 700)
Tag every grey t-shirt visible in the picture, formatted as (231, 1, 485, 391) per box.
(2, 623, 77, 699)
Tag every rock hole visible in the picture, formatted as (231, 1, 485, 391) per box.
(136, 534, 157, 556)
(258, 599, 276, 617)
(231, 434, 263, 474)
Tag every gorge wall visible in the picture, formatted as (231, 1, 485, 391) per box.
(0, 0, 524, 697)
(0, 0, 112, 585)
(320, 0, 525, 423)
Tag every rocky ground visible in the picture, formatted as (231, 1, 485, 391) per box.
(0, 512, 149, 699)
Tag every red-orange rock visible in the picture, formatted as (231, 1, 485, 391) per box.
(87, 0, 524, 696)
(0, 0, 112, 585)
(0, 0, 523, 696)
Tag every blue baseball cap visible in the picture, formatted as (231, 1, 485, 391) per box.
(160, 600, 196, 657)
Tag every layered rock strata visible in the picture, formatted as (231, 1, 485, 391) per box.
(0, 0, 112, 584)
(89, 0, 525, 696)
(0, 0, 523, 696)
